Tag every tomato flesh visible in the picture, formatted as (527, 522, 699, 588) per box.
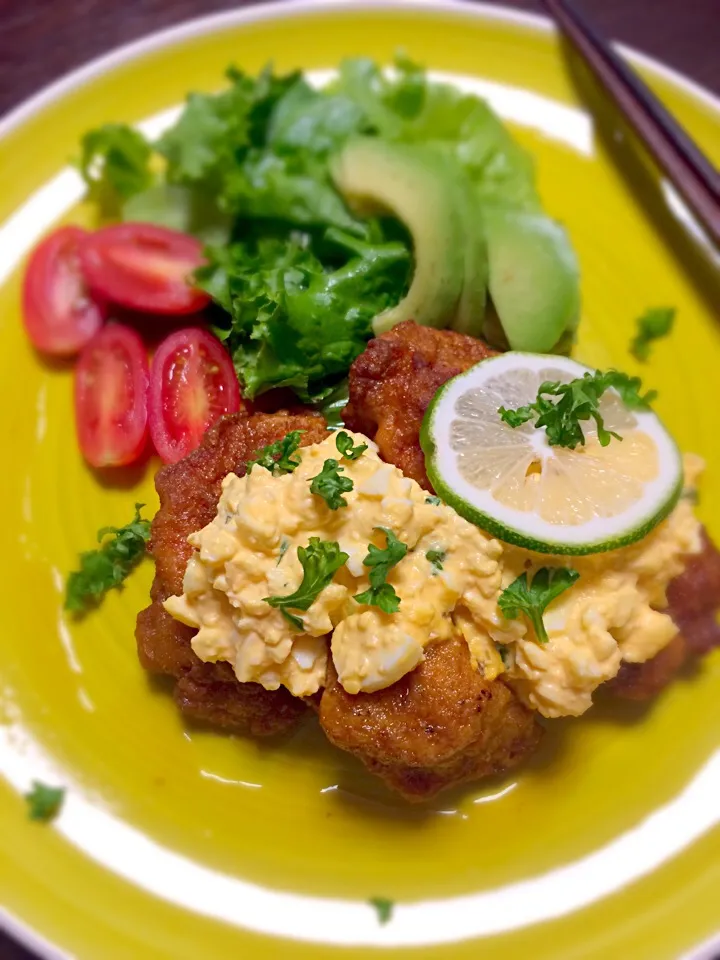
(75, 324, 149, 468)
(149, 328, 242, 464)
(79, 223, 210, 315)
(23, 226, 106, 356)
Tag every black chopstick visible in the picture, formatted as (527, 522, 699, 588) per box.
(542, 0, 720, 247)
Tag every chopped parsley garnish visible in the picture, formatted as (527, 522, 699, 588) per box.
(497, 644, 512, 668)
(25, 781, 65, 822)
(369, 897, 394, 925)
(498, 369, 656, 449)
(630, 307, 675, 362)
(65, 504, 151, 613)
(276, 538, 290, 565)
(498, 567, 580, 644)
(426, 549, 446, 574)
(354, 527, 407, 614)
(310, 458, 353, 509)
(265, 537, 348, 630)
(247, 430, 303, 475)
(425, 496, 441, 506)
(336, 431, 368, 460)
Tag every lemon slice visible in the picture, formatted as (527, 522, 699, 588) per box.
(420, 353, 682, 554)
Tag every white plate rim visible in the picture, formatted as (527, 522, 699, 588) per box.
(1, 3, 718, 960)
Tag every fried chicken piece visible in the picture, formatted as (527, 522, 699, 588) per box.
(136, 584, 197, 678)
(319, 635, 542, 801)
(136, 412, 328, 736)
(666, 529, 720, 656)
(344, 320, 495, 490)
(611, 530, 720, 700)
(173, 662, 305, 735)
(610, 635, 688, 701)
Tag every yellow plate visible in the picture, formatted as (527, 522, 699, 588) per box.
(1, 2, 719, 957)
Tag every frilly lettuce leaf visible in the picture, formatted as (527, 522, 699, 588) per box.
(78, 123, 154, 209)
(155, 66, 301, 188)
(221, 150, 366, 234)
(121, 184, 232, 246)
(197, 228, 409, 399)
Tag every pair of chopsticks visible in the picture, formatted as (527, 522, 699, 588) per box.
(542, 0, 720, 248)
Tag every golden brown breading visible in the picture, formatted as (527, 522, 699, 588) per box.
(610, 635, 688, 701)
(136, 587, 197, 678)
(343, 320, 495, 489)
(666, 529, 720, 656)
(319, 635, 542, 801)
(174, 661, 307, 737)
(135, 412, 328, 736)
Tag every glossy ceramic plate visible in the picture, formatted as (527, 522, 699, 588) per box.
(1, 2, 719, 958)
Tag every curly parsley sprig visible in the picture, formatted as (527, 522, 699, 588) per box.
(310, 458, 354, 509)
(498, 567, 580, 644)
(369, 897, 394, 924)
(354, 527, 407, 614)
(336, 431, 368, 460)
(247, 430, 303, 475)
(25, 781, 65, 823)
(65, 504, 151, 613)
(498, 369, 656, 449)
(265, 537, 348, 630)
(630, 307, 675, 362)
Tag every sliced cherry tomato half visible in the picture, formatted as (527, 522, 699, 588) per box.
(75, 324, 149, 468)
(79, 223, 210, 315)
(149, 327, 242, 464)
(23, 225, 107, 356)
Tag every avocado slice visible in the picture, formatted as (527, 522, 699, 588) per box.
(483, 206, 580, 353)
(451, 172, 488, 337)
(331, 138, 466, 335)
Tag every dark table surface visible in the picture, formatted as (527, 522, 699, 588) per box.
(0, 1, 718, 958)
(1, 0, 719, 117)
